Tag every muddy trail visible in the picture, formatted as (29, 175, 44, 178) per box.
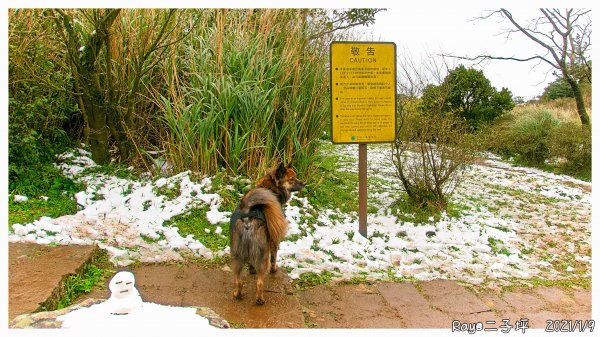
(8, 243, 591, 330)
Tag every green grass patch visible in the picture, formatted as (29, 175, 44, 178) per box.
(42, 251, 114, 311)
(299, 153, 358, 213)
(154, 181, 181, 200)
(379, 267, 418, 283)
(208, 172, 251, 212)
(140, 233, 164, 244)
(390, 196, 446, 224)
(9, 193, 79, 228)
(520, 248, 535, 255)
(339, 272, 372, 285)
(121, 183, 134, 196)
(8, 163, 83, 229)
(286, 233, 303, 242)
(496, 150, 591, 183)
(54, 265, 109, 310)
(164, 205, 229, 251)
(488, 237, 511, 256)
(293, 271, 333, 290)
(82, 162, 141, 181)
(370, 231, 386, 239)
(502, 276, 591, 291)
(488, 225, 511, 233)
(184, 255, 230, 269)
(446, 202, 472, 218)
(390, 196, 471, 224)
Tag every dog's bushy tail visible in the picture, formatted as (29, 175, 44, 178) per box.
(239, 188, 288, 243)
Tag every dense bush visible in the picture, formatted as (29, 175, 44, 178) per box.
(421, 65, 514, 130)
(548, 124, 591, 179)
(8, 9, 78, 193)
(485, 107, 591, 180)
(10, 9, 379, 183)
(507, 110, 560, 166)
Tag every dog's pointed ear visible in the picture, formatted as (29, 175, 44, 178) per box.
(286, 162, 292, 169)
(276, 162, 287, 179)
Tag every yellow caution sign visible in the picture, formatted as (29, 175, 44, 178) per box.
(330, 42, 397, 143)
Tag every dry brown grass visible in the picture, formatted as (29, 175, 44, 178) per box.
(512, 97, 592, 124)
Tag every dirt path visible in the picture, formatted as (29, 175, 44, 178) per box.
(8, 243, 591, 330)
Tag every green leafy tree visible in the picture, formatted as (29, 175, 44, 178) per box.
(542, 77, 575, 101)
(309, 8, 385, 40)
(421, 65, 514, 129)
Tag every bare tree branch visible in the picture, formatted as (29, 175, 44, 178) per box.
(446, 53, 558, 70)
(449, 8, 591, 125)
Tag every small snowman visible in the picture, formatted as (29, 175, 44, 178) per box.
(107, 271, 143, 315)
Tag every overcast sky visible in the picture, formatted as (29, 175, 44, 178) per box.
(3, 1, 592, 101)
(361, 6, 564, 100)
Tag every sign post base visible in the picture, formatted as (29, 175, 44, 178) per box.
(359, 144, 367, 238)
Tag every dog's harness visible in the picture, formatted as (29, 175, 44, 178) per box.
(229, 204, 267, 240)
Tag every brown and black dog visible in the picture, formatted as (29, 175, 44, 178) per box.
(229, 163, 305, 305)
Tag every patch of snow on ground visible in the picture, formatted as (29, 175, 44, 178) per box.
(278, 144, 590, 285)
(58, 301, 215, 330)
(9, 144, 591, 286)
(10, 149, 225, 266)
(13, 194, 29, 202)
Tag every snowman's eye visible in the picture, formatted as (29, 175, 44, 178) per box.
(126, 282, 132, 285)
(116, 281, 123, 284)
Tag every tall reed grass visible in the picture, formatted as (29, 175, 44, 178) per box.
(158, 9, 329, 179)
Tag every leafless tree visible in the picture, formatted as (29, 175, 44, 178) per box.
(457, 9, 591, 126)
(392, 54, 475, 212)
(397, 51, 455, 98)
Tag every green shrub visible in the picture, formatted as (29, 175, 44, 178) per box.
(9, 9, 78, 188)
(10, 164, 79, 197)
(548, 124, 591, 180)
(510, 110, 560, 166)
(485, 106, 591, 180)
(487, 109, 560, 166)
(541, 77, 574, 100)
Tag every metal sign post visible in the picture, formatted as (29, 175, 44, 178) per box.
(358, 143, 368, 237)
(330, 41, 397, 238)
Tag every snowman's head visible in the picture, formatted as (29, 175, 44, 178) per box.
(109, 271, 136, 299)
